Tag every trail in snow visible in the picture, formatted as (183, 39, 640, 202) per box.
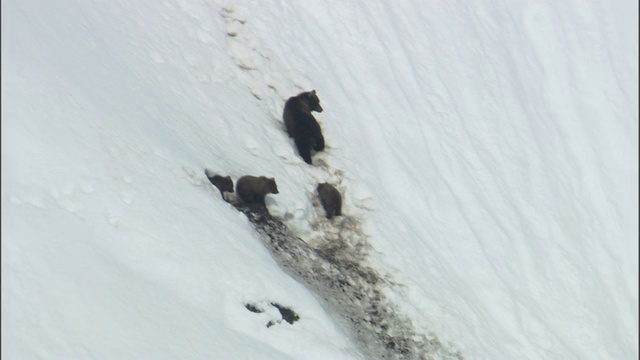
(215, 5, 461, 359)
(228, 198, 461, 360)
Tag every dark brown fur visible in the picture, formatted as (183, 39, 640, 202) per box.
(236, 175, 279, 205)
(283, 90, 325, 165)
(205, 169, 234, 199)
(317, 183, 342, 219)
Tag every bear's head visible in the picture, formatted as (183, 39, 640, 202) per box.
(207, 171, 234, 193)
(317, 183, 338, 197)
(267, 177, 279, 194)
(317, 183, 330, 193)
(216, 175, 234, 193)
(303, 90, 323, 113)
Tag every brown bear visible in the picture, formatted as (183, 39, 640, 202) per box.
(283, 90, 325, 165)
(236, 175, 279, 205)
(317, 183, 342, 219)
(205, 169, 234, 200)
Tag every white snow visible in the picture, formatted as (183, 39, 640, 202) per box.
(2, 0, 637, 359)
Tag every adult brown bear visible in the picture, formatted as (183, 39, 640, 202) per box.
(236, 175, 279, 205)
(283, 90, 325, 165)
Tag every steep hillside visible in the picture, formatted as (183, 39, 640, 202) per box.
(3, 0, 637, 359)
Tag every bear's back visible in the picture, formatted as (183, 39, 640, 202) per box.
(236, 175, 259, 199)
(284, 96, 309, 137)
(237, 176, 279, 203)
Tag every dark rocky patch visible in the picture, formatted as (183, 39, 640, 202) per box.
(271, 303, 300, 325)
(229, 201, 463, 360)
(244, 303, 264, 313)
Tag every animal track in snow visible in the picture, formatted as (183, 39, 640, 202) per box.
(9, 194, 47, 210)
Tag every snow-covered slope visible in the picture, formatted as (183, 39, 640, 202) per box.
(3, 0, 637, 359)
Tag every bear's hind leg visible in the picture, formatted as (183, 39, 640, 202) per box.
(313, 133, 325, 152)
(294, 137, 313, 164)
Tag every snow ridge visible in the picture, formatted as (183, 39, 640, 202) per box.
(216, 5, 461, 359)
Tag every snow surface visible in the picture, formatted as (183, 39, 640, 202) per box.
(2, 0, 637, 359)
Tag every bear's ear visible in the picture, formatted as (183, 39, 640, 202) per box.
(311, 90, 316, 94)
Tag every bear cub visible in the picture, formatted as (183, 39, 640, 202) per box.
(283, 90, 325, 165)
(317, 183, 342, 219)
(205, 169, 234, 200)
(236, 175, 279, 205)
